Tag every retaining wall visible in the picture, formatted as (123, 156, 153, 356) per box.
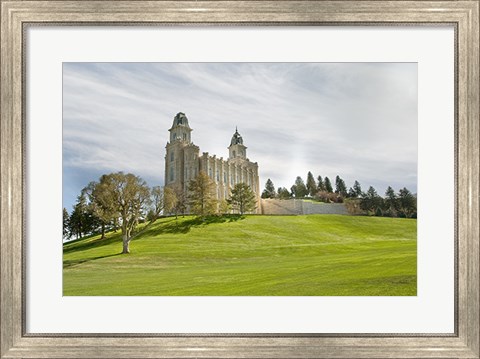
(260, 199, 348, 215)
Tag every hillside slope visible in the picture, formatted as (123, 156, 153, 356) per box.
(63, 214, 417, 296)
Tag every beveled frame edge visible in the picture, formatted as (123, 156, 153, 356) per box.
(1, 1, 478, 358)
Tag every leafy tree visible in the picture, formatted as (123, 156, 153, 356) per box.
(148, 185, 180, 222)
(317, 176, 325, 192)
(324, 176, 333, 193)
(83, 178, 118, 239)
(187, 171, 217, 217)
(261, 178, 276, 199)
(218, 199, 231, 214)
(63, 208, 70, 239)
(306, 171, 317, 197)
(291, 176, 308, 198)
(398, 187, 416, 218)
(171, 184, 187, 218)
(335, 175, 347, 197)
(277, 187, 291, 199)
(360, 186, 383, 214)
(384, 186, 398, 216)
(227, 183, 257, 215)
(149, 186, 164, 221)
(84, 206, 102, 235)
(146, 209, 157, 223)
(163, 186, 178, 217)
(96, 172, 151, 254)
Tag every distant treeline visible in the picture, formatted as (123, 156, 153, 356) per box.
(261, 172, 416, 218)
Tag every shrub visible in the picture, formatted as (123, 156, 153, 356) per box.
(315, 191, 344, 203)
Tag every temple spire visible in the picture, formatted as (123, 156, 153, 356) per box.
(229, 127, 246, 159)
(168, 112, 192, 143)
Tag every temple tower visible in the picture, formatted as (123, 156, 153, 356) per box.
(164, 113, 260, 214)
(228, 127, 247, 160)
(165, 112, 199, 191)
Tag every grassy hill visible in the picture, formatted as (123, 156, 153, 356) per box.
(63, 214, 417, 296)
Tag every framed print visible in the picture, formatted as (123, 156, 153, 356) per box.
(1, 1, 479, 358)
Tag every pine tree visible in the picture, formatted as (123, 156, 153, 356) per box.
(384, 186, 398, 216)
(69, 193, 89, 239)
(317, 176, 325, 192)
(291, 176, 308, 198)
(398, 187, 416, 218)
(63, 208, 70, 239)
(360, 186, 383, 214)
(324, 176, 333, 193)
(348, 181, 363, 198)
(353, 180, 362, 197)
(277, 187, 291, 199)
(348, 180, 362, 198)
(347, 187, 356, 198)
(227, 183, 257, 215)
(306, 171, 317, 197)
(261, 178, 276, 199)
(334, 175, 347, 197)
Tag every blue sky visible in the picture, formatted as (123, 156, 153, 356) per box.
(63, 62, 417, 212)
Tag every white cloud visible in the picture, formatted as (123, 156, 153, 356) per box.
(63, 62, 417, 209)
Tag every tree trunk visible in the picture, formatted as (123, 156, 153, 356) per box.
(122, 235, 130, 254)
(100, 222, 105, 239)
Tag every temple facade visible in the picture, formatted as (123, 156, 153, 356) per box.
(164, 112, 260, 213)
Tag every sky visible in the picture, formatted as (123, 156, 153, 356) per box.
(63, 62, 417, 212)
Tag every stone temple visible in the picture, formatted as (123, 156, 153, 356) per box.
(164, 112, 260, 212)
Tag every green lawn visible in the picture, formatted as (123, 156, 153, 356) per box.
(63, 214, 416, 296)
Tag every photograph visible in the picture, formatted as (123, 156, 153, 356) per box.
(62, 62, 418, 296)
(2, 0, 479, 357)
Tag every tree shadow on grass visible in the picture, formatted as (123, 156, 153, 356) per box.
(62, 218, 180, 254)
(63, 233, 123, 255)
(63, 215, 244, 257)
(143, 214, 245, 236)
(63, 253, 121, 269)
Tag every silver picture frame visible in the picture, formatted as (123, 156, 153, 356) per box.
(1, 1, 479, 358)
